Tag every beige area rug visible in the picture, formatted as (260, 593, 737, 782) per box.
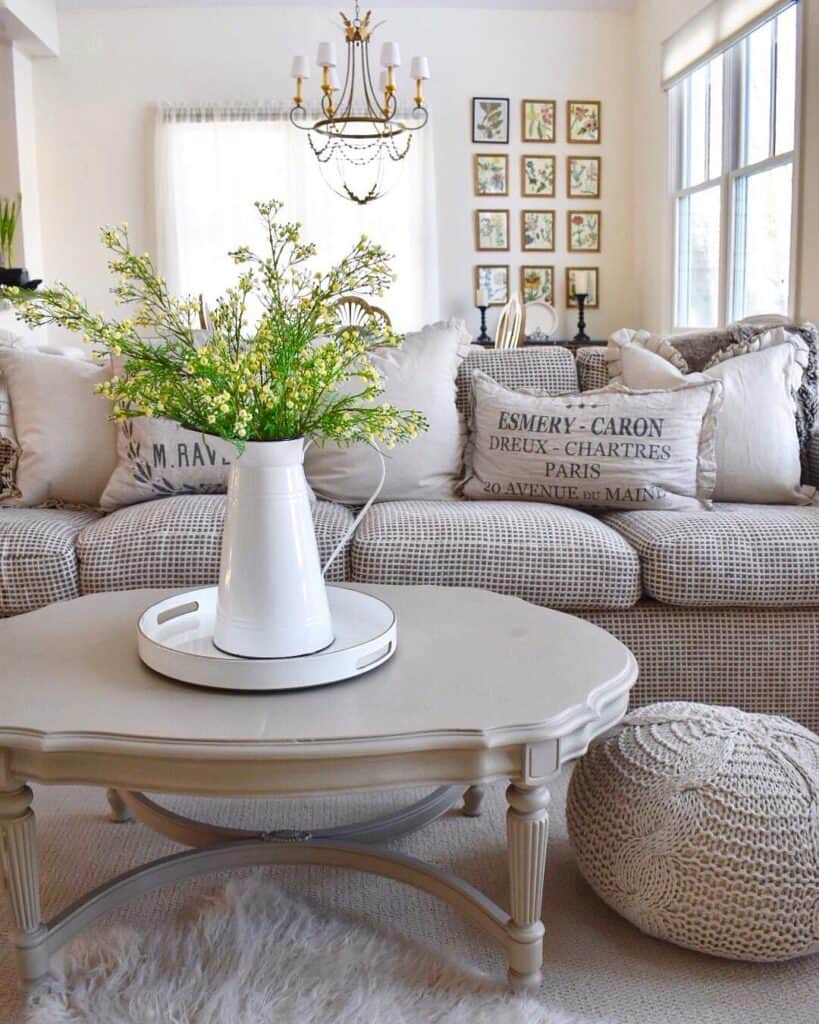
(2, 770, 817, 1023)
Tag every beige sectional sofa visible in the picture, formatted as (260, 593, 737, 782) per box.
(2, 344, 818, 732)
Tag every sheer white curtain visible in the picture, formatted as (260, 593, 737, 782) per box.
(155, 104, 439, 332)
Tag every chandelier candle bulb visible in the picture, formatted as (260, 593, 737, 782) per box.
(291, 56, 310, 106)
(410, 56, 430, 80)
(316, 42, 337, 68)
(290, 56, 311, 79)
(380, 41, 401, 68)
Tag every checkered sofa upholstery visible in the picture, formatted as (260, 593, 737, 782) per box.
(0, 507, 100, 616)
(351, 500, 641, 610)
(75, 495, 354, 594)
(602, 504, 819, 608)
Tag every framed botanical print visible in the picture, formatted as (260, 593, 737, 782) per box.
(567, 156, 601, 198)
(473, 154, 509, 196)
(567, 100, 601, 143)
(521, 265, 554, 304)
(521, 209, 555, 252)
(567, 210, 601, 252)
(475, 209, 510, 251)
(521, 155, 556, 197)
(472, 97, 510, 144)
(566, 267, 599, 308)
(475, 265, 509, 306)
(521, 99, 556, 142)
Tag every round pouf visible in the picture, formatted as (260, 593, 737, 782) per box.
(566, 702, 819, 961)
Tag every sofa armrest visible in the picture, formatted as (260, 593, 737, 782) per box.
(575, 346, 609, 392)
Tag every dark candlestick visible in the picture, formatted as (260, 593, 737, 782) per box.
(573, 293, 590, 342)
(477, 305, 491, 344)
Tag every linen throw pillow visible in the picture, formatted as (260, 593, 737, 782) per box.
(99, 418, 240, 510)
(0, 343, 117, 507)
(463, 370, 722, 511)
(304, 319, 472, 504)
(609, 327, 814, 504)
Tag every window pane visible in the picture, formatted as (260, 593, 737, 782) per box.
(676, 185, 721, 327)
(732, 162, 792, 319)
(708, 54, 723, 180)
(684, 65, 708, 187)
(682, 57, 722, 188)
(775, 4, 797, 155)
(744, 19, 773, 166)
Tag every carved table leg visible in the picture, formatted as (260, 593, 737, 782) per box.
(504, 781, 550, 990)
(107, 788, 134, 823)
(462, 785, 485, 817)
(0, 784, 49, 986)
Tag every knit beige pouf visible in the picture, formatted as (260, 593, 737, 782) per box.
(566, 701, 819, 961)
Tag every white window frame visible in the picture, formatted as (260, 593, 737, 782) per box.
(669, 1, 802, 330)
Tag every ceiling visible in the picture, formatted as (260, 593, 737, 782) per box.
(56, 0, 635, 11)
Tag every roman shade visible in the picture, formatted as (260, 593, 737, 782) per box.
(662, 0, 796, 89)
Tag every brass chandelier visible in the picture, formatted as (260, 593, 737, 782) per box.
(289, 4, 430, 205)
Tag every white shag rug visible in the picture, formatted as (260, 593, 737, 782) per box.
(25, 875, 591, 1024)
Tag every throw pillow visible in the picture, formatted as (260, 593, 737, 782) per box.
(462, 370, 722, 511)
(304, 319, 472, 504)
(609, 327, 814, 505)
(0, 343, 117, 508)
(99, 418, 240, 511)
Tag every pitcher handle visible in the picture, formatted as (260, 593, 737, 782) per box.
(302, 441, 386, 580)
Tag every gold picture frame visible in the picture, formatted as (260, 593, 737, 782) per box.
(475, 209, 510, 252)
(520, 265, 555, 305)
(475, 265, 510, 306)
(567, 155, 601, 198)
(521, 99, 556, 143)
(567, 100, 601, 144)
(567, 210, 601, 252)
(566, 267, 599, 308)
(521, 155, 556, 197)
(473, 153, 509, 196)
(521, 209, 555, 252)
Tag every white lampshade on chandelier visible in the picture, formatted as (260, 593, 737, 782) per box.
(289, 3, 430, 205)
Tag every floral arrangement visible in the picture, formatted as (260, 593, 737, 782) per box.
(2, 200, 427, 447)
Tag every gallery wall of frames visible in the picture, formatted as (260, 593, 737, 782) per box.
(471, 97, 602, 326)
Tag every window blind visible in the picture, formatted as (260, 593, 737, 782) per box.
(662, 0, 796, 89)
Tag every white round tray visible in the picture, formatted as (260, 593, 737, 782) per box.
(138, 586, 397, 692)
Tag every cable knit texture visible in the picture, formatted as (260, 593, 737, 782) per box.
(566, 702, 819, 962)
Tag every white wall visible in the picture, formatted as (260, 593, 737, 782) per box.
(31, 4, 637, 340)
(0, 43, 44, 270)
(633, 0, 819, 329)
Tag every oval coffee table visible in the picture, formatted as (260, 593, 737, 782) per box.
(0, 584, 637, 989)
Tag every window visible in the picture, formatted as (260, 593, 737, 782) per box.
(155, 108, 439, 333)
(671, 3, 798, 328)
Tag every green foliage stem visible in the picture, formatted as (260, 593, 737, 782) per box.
(2, 199, 428, 449)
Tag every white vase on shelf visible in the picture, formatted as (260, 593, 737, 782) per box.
(213, 437, 333, 659)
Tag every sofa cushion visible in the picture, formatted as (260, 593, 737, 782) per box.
(0, 507, 100, 616)
(456, 346, 578, 417)
(351, 500, 641, 609)
(603, 504, 819, 607)
(77, 495, 354, 593)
